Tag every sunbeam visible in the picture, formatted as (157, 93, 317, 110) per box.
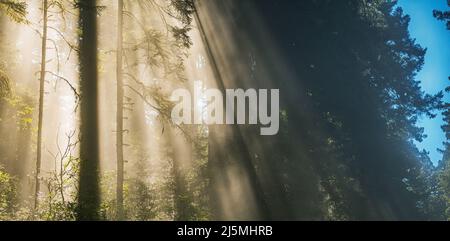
(0, 0, 449, 223)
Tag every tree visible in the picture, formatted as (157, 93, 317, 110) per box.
(193, 0, 444, 220)
(434, 0, 450, 219)
(34, 0, 49, 210)
(115, 0, 125, 221)
(433, 0, 450, 30)
(76, 0, 100, 221)
(116, 0, 196, 220)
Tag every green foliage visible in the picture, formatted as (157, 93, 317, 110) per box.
(170, 0, 194, 25)
(440, 161, 450, 219)
(35, 156, 79, 221)
(0, 0, 28, 23)
(126, 177, 156, 220)
(99, 171, 157, 221)
(169, 0, 194, 48)
(0, 166, 17, 220)
(1, 91, 34, 130)
(0, 69, 11, 98)
(440, 97, 450, 219)
(433, 7, 450, 30)
(433, 0, 450, 221)
(98, 171, 117, 220)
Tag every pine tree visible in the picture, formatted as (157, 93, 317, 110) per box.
(434, 0, 450, 220)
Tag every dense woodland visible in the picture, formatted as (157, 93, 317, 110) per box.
(0, 0, 449, 221)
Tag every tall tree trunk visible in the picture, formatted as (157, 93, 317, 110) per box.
(34, 0, 48, 210)
(116, 0, 125, 220)
(77, 0, 100, 221)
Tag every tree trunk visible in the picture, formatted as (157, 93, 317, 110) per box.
(34, 0, 48, 210)
(116, 0, 125, 220)
(77, 0, 100, 221)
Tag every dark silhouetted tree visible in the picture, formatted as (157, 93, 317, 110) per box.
(76, 0, 100, 221)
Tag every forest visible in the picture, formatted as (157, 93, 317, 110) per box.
(0, 0, 449, 221)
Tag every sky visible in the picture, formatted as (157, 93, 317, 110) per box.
(397, 0, 450, 165)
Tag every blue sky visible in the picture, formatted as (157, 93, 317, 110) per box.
(397, 0, 450, 165)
